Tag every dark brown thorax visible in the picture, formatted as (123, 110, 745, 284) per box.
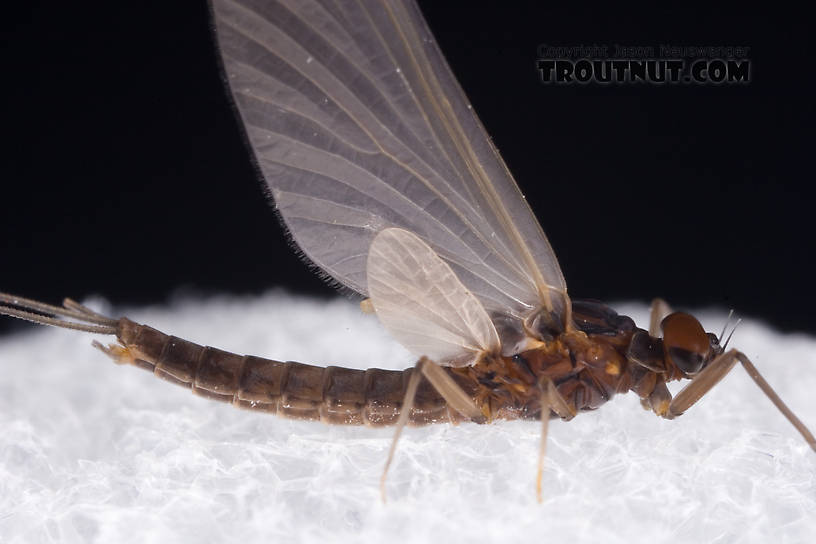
(450, 300, 636, 421)
(456, 300, 725, 422)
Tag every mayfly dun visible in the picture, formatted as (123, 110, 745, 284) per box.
(1, 0, 814, 502)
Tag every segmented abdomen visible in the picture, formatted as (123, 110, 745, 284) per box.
(114, 318, 473, 427)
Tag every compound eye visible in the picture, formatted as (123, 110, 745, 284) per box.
(666, 346, 705, 375)
(661, 312, 710, 375)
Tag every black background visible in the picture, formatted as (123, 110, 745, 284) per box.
(1, 2, 812, 334)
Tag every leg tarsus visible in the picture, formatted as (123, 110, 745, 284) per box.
(733, 351, 816, 452)
(536, 377, 575, 503)
(536, 407, 549, 504)
(380, 358, 425, 503)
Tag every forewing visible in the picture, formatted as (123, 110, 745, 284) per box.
(367, 228, 500, 366)
(212, 0, 567, 322)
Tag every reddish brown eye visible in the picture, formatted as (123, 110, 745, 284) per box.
(661, 312, 710, 375)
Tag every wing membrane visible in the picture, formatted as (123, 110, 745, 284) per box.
(212, 0, 567, 323)
(367, 228, 500, 366)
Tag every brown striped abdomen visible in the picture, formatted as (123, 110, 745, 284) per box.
(112, 318, 473, 427)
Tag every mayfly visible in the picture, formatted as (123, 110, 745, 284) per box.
(1, 0, 814, 501)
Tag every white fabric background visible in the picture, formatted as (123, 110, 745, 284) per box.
(1, 292, 814, 543)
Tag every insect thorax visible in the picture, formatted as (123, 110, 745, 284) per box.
(452, 300, 642, 421)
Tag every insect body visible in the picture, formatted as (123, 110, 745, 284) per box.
(1, 0, 814, 499)
(0, 295, 654, 426)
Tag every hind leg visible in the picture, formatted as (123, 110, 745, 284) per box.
(380, 356, 484, 501)
(536, 377, 576, 502)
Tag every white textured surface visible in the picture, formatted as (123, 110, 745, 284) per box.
(1, 292, 814, 543)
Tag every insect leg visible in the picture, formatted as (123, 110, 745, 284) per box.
(380, 357, 484, 501)
(648, 298, 673, 337)
(666, 349, 816, 451)
(536, 377, 576, 503)
(359, 298, 375, 314)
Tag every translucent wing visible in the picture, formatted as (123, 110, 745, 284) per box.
(212, 0, 568, 329)
(367, 228, 500, 366)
